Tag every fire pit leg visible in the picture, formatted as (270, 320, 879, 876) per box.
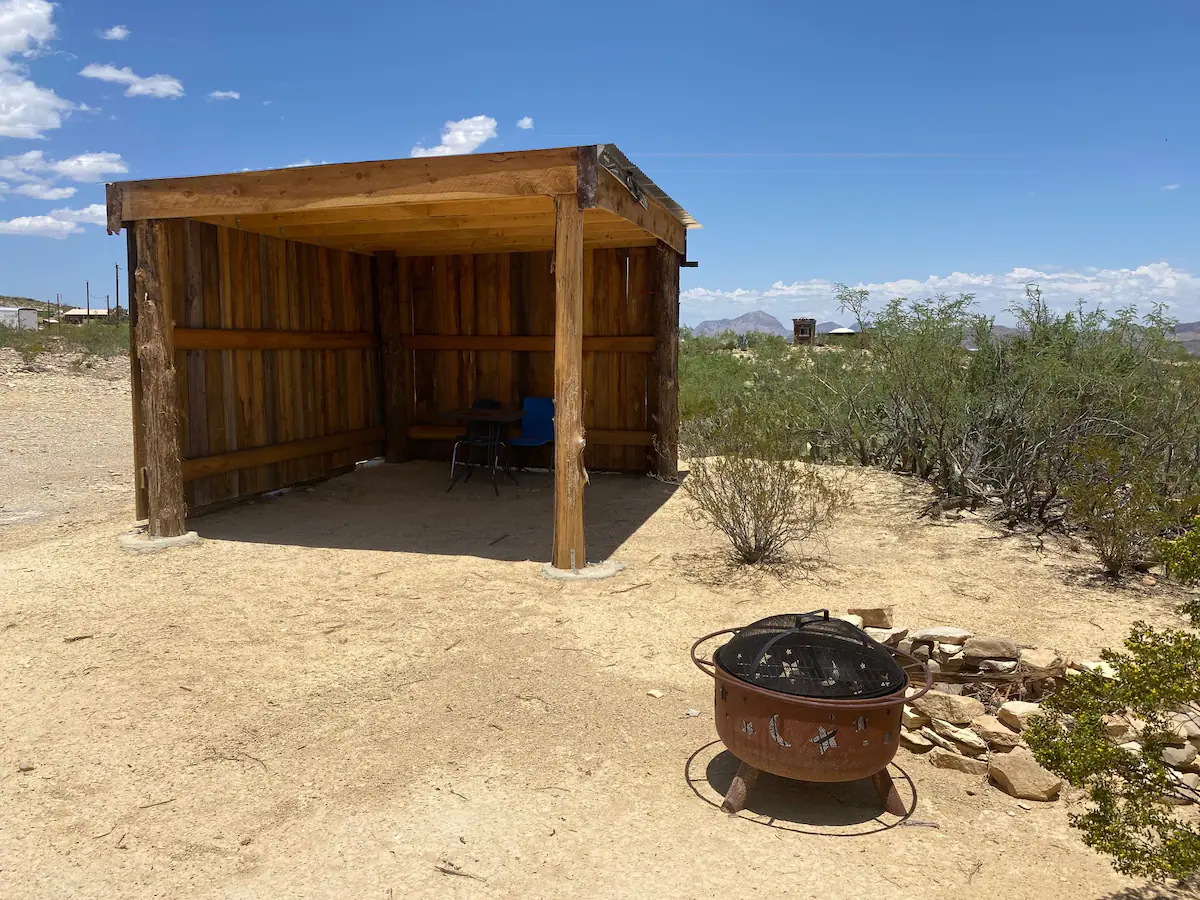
(872, 767, 907, 817)
(721, 761, 760, 814)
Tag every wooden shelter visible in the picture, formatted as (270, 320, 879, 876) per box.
(106, 145, 697, 569)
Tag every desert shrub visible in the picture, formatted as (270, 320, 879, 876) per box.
(681, 403, 849, 564)
(1025, 608, 1200, 882)
(1064, 439, 1176, 576)
(1159, 517, 1200, 585)
(0, 322, 128, 361)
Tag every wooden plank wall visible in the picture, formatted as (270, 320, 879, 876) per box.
(154, 220, 383, 512)
(397, 246, 655, 471)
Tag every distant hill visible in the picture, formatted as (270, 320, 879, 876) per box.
(817, 321, 863, 333)
(693, 310, 789, 338)
(0, 295, 54, 313)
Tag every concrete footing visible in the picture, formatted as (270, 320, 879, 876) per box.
(118, 530, 201, 554)
(541, 559, 625, 581)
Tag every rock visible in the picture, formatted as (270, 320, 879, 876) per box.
(929, 748, 990, 776)
(918, 726, 961, 753)
(646, 689, 664, 699)
(935, 642, 964, 661)
(998, 700, 1044, 732)
(977, 659, 1019, 674)
(910, 626, 974, 646)
(17, 761, 34, 773)
(1142, 575, 1157, 587)
(1017, 801, 1033, 810)
(902, 707, 931, 730)
(864, 626, 909, 646)
(847, 605, 895, 628)
(1073, 660, 1118, 679)
(900, 730, 934, 753)
(1020, 648, 1063, 671)
(963, 636, 1020, 661)
(924, 658, 943, 677)
(911, 643, 931, 662)
(912, 690, 985, 724)
(1163, 744, 1198, 770)
(932, 680, 964, 695)
(835, 614, 864, 629)
(930, 718, 989, 756)
(1171, 709, 1200, 740)
(1119, 741, 1143, 756)
(1165, 771, 1199, 805)
(971, 714, 1022, 751)
(684, 708, 701, 718)
(988, 747, 1063, 801)
(1103, 715, 1139, 744)
(896, 638, 915, 656)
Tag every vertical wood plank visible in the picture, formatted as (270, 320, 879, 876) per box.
(376, 251, 410, 462)
(126, 225, 148, 520)
(134, 220, 186, 538)
(552, 196, 586, 570)
(183, 220, 210, 505)
(653, 241, 681, 478)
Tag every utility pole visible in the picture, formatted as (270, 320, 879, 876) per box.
(86, 280, 90, 315)
(115, 263, 121, 313)
(106, 294, 111, 319)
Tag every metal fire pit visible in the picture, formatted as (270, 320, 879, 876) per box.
(691, 610, 931, 816)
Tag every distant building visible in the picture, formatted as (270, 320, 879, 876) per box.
(793, 317, 816, 346)
(62, 308, 117, 325)
(0, 307, 38, 330)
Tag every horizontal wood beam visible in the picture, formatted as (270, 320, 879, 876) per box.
(195, 196, 557, 230)
(400, 335, 655, 353)
(109, 148, 582, 227)
(174, 328, 378, 351)
(349, 231, 657, 256)
(182, 427, 385, 481)
(407, 425, 652, 446)
(593, 167, 686, 255)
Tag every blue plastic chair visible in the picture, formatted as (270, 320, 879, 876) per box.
(509, 397, 554, 470)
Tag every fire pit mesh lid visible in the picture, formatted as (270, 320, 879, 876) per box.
(714, 611, 907, 699)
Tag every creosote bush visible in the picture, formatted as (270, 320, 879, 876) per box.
(1025, 606, 1200, 882)
(681, 403, 849, 564)
(1159, 517, 1200, 585)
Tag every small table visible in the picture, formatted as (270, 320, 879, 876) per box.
(446, 407, 525, 494)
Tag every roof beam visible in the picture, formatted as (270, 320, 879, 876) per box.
(107, 148, 582, 232)
(593, 167, 686, 255)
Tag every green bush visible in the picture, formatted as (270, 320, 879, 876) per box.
(681, 402, 849, 564)
(0, 322, 128, 362)
(1159, 517, 1200, 585)
(1025, 608, 1200, 882)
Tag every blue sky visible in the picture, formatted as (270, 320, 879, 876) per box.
(1, 1, 1197, 324)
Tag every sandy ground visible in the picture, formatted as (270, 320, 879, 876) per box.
(1, 356, 1195, 900)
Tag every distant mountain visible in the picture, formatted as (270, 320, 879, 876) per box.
(817, 321, 863, 333)
(692, 310, 789, 338)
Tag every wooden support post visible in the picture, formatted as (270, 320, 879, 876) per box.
(551, 194, 586, 570)
(652, 241, 681, 479)
(126, 225, 149, 520)
(375, 251, 410, 462)
(133, 220, 187, 538)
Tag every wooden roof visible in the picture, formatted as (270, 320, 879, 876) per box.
(106, 145, 698, 257)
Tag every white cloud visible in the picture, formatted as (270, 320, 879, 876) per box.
(516, 115, 533, 130)
(1161, 183, 1181, 191)
(682, 263, 1200, 325)
(0, 0, 74, 138)
(49, 150, 127, 181)
(411, 115, 498, 157)
(0, 214, 80, 236)
(14, 181, 73, 199)
(50, 203, 106, 225)
(79, 63, 183, 98)
(100, 25, 129, 41)
(208, 89, 239, 101)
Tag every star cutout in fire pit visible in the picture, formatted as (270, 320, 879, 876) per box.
(811, 726, 838, 754)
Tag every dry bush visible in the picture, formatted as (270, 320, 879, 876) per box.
(682, 405, 850, 565)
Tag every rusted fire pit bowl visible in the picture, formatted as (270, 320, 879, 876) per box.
(691, 612, 931, 813)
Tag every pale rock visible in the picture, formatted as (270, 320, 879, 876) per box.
(847, 605, 895, 628)
(897, 638, 915, 656)
(1073, 659, 1118, 679)
(911, 644, 931, 662)
(935, 642, 964, 657)
(998, 700, 1044, 732)
(962, 635, 1020, 661)
(1103, 715, 1139, 744)
(924, 658, 943, 677)
(1119, 741, 1143, 756)
(929, 748, 990, 776)
(971, 714, 1022, 751)
(932, 681, 964, 695)
(978, 659, 1019, 674)
(930, 718, 989, 756)
(1163, 743, 1198, 770)
(937, 651, 965, 673)
(912, 690, 985, 725)
(918, 726, 961, 753)
(864, 626, 909, 647)
(836, 614, 864, 629)
(910, 626, 974, 646)
(1020, 647, 1063, 671)
(902, 707, 931, 730)
(1165, 771, 1199, 805)
(646, 689, 664, 699)
(988, 747, 1063, 801)
(900, 730, 935, 753)
(1171, 709, 1200, 740)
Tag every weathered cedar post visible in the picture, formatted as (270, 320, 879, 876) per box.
(133, 220, 187, 537)
(375, 251, 411, 462)
(551, 193, 587, 570)
(653, 241, 681, 479)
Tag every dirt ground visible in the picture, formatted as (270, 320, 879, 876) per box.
(1, 353, 1195, 900)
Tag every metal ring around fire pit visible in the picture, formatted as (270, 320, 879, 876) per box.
(690, 627, 933, 709)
